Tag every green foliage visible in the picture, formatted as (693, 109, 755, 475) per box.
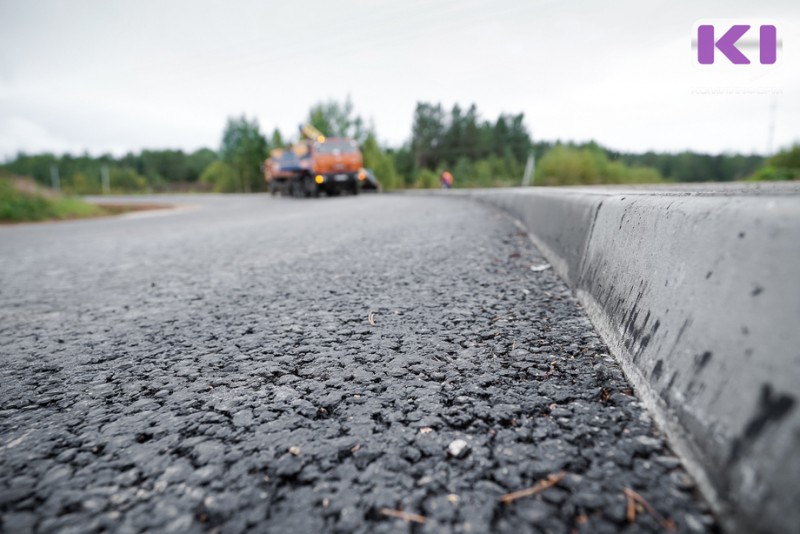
(745, 145, 800, 181)
(768, 144, 800, 169)
(374, 156, 399, 190)
(186, 149, 218, 182)
(390, 146, 415, 187)
(270, 129, 285, 149)
(110, 168, 149, 193)
(200, 161, 239, 193)
(65, 171, 98, 195)
(410, 102, 531, 175)
(746, 166, 800, 181)
(619, 149, 763, 182)
(0, 178, 104, 221)
(307, 96, 367, 143)
(361, 134, 382, 170)
(1, 148, 220, 194)
(627, 166, 663, 183)
(413, 169, 439, 189)
(411, 102, 446, 169)
(448, 155, 525, 188)
(220, 115, 268, 192)
(537, 145, 663, 185)
(361, 134, 400, 190)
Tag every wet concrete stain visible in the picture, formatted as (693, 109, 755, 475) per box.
(695, 351, 713, 371)
(652, 360, 664, 381)
(729, 384, 796, 465)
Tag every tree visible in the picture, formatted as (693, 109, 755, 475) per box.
(200, 160, 239, 192)
(110, 168, 148, 193)
(140, 150, 190, 184)
(391, 146, 415, 187)
(769, 144, 800, 169)
(307, 96, 367, 142)
(411, 102, 445, 169)
(747, 144, 800, 181)
(536, 145, 662, 185)
(505, 113, 531, 163)
(186, 149, 217, 182)
(440, 104, 463, 165)
(220, 115, 268, 192)
(361, 134, 400, 189)
(270, 129, 285, 149)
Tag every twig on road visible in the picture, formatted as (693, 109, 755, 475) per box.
(499, 472, 565, 504)
(379, 508, 427, 524)
(623, 487, 676, 531)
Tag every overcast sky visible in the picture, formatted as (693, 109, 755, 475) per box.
(0, 0, 798, 159)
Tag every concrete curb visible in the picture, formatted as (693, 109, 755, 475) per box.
(438, 184, 799, 533)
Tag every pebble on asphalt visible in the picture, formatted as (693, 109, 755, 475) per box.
(447, 439, 471, 459)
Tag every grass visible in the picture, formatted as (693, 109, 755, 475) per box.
(0, 177, 106, 222)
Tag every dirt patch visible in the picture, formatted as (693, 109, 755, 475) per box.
(92, 202, 174, 215)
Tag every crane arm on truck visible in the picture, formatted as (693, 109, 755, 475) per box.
(299, 124, 326, 143)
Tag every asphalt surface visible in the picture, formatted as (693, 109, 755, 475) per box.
(0, 194, 716, 533)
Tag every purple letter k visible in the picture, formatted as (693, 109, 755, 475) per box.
(698, 25, 751, 64)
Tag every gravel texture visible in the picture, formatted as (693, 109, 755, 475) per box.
(0, 194, 717, 533)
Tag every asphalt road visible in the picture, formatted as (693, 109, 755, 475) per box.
(0, 194, 716, 533)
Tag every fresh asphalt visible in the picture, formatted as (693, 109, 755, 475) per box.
(0, 194, 716, 533)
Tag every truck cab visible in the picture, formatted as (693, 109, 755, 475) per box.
(309, 138, 363, 195)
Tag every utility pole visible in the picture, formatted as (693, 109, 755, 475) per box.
(522, 152, 535, 187)
(101, 166, 110, 194)
(50, 165, 60, 192)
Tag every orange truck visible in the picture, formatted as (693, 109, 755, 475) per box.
(263, 125, 365, 197)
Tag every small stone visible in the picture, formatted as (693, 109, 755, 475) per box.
(653, 455, 682, 469)
(447, 439, 470, 459)
(684, 514, 706, 533)
(633, 435, 663, 453)
(670, 471, 695, 490)
(289, 446, 301, 456)
(232, 409, 253, 428)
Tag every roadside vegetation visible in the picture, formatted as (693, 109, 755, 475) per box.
(2, 98, 792, 193)
(745, 144, 800, 181)
(0, 175, 106, 222)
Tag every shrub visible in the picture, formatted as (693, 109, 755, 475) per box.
(414, 169, 439, 189)
(0, 178, 104, 221)
(200, 161, 239, 193)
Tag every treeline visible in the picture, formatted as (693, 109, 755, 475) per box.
(3, 149, 217, 194)
(617, 150, 764, 182)
(396, 103, 533, 188)
(1, 97, 791, 193)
